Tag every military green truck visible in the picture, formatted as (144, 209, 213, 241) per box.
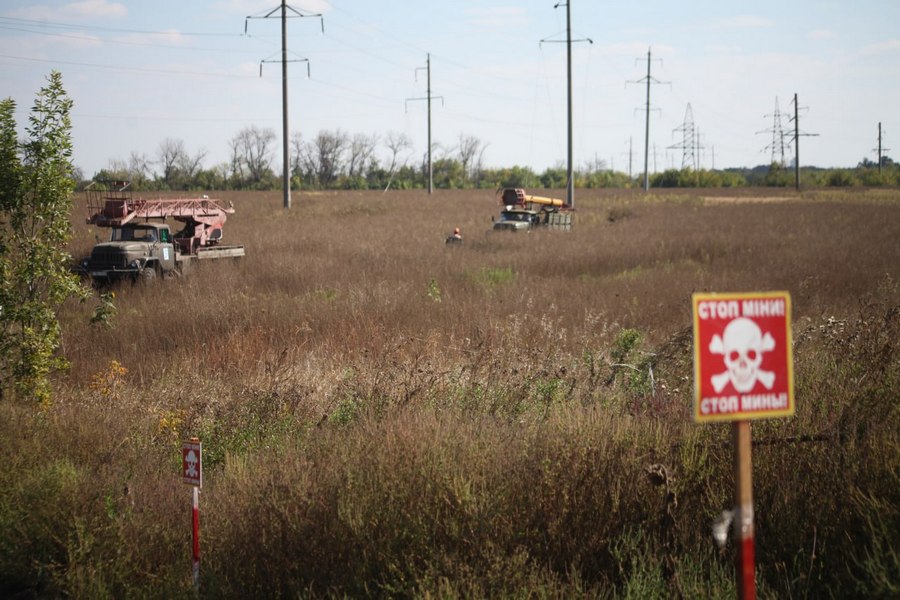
(491, 188, 573, 232)
(77, 181, 244, 285)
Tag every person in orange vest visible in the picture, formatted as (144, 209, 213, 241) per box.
(446, 227, 462, 244)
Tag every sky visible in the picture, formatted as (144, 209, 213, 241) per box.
(2, 0, 899, 178)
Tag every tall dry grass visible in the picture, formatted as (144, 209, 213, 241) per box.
(1, 188, 898, 597)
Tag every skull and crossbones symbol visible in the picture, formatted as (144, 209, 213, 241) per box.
(709, 317, 776, 393)
(185, 450, 199, 478)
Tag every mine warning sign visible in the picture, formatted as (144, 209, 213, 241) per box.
(692, 291, 794, 422)
(182, 439, 202, 487)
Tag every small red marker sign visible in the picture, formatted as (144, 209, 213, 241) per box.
(692, 291, 794, 422)
(182, 439, 202, 487)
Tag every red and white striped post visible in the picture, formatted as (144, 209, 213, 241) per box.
(192, 485, 200, 590)
(734, 421, 756, 600)
(182, 438, 202, 593)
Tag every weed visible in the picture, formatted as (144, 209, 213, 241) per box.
(426, 277, 442, 303)
(0, 188, 895, 597)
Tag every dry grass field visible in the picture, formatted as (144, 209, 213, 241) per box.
(2, 187, 898, 598)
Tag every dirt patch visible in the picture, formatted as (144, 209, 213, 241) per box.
(701, 195, 795, 205)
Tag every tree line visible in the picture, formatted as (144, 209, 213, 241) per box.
(90, 125, 900, 191)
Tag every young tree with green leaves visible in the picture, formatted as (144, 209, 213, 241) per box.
(0, 71, 86, 405)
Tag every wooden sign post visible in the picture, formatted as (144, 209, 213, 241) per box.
(692, 291, 794, 600)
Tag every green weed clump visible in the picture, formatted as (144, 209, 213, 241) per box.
(1, 189, 898, 597)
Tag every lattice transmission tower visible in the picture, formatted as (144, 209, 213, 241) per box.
(757, 97, 786, 167)
(668, 103, 697, 170)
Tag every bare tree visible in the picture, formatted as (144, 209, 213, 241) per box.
(347, 133, 378, 179)
(156, 137, 187, 187)
(176, 147, 208, 182)
(228, 135, 245, 183)
(383, 131, 412, 192)
(231, 125, 276, 185)
(128, 151, 152, 187)
(290, 131, 304, 180)
(295, 129, 349, 187)
(315, 130, 349, 186)
(457, 134, 486, 182)
(105, 158, 129, 179)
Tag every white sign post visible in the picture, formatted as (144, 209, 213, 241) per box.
(182, 438, 202, 592)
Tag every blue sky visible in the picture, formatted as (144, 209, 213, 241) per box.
(2, 0, 899, 178)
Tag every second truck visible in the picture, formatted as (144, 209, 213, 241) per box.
(492, 188, 573, 232)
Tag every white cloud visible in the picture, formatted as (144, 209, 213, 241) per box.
(212, 0, 331, 16)
(806, 29, 835, 40)
(704, 44, 743, 55)
(708, 15, 774, 29)
(63, 0, 126, 19)
(466, 7, 530, 29)
(7, 0, 126, 21)
(115, 29, 187, 47)
(860, 39, 900, 56)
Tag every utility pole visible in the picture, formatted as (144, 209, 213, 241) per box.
(873, 122, 890, 173)
(246, 2, 323, 210)
(629, 137, 633, 179)
(541, 1, 592, 209)
(406, 53, 443, 195)
(628, 48, 668, 192)
(788, 93, 819, 191)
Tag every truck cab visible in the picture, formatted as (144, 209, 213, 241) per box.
(493, 207, 541, 232)
(80, 223, 176, 283)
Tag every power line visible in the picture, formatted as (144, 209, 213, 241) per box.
(0, 16, 241, 37)
(0, 53, 257, 79)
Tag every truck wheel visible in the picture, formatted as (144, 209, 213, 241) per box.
(140, 267, 157, 282)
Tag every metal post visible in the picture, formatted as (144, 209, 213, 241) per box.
(733, 421, 756, 600)
(794, 93, 800, 191)
(281, 1, 291, 209)
(877, 122, 883, 173)
(565, 1, 574, 208)
(643, 49, 651, 192)
(427, 53, 433, 195)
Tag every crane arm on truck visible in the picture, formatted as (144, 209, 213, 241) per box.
(497, 188, 566, 210)
(85, 181, 235, 251)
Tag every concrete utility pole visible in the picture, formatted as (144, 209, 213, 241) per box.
(788, 93, 819, 191)
(541, 1, 592, 209)
(873, 122, 890, 173)
(246, 2, 323, 210)
(406, 53, 443, 195)
(628, 48, 668, 192)
(629, 137, 633, 178)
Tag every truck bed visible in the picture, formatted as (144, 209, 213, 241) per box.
(176, 245, 245, 262)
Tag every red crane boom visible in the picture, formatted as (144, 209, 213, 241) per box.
(85, 181, 235, 251)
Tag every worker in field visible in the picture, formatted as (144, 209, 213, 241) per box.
(446, 227, 463, 244)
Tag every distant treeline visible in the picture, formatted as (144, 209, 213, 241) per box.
(84, 127, 900, 191)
